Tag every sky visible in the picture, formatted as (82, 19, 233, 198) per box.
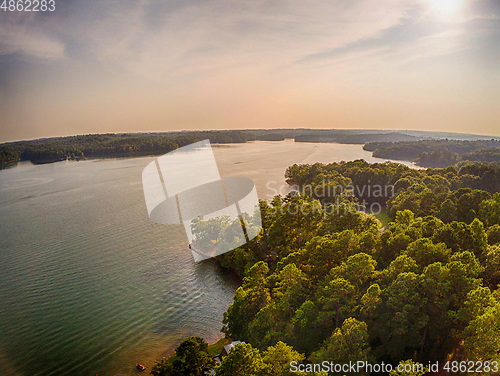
(0, 0, 499, 142)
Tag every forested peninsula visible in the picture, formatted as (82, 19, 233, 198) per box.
(151, 160, 500, 375)
(0, 131, 256, 165)
(364, 139, 500, 168)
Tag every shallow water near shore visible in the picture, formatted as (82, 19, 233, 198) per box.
(0, 140, 411, 375)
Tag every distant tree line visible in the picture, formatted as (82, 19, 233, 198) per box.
(295, 132, 419, 144)
(256, 133, 286, 141)
(284, 160, 410, 207)
(0, 131, 256, 165)
(364, 139, 500, 167)
(284, 160, 500, 209)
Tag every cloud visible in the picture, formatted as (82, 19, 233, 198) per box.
(467, 14, 500, 21)
(288, 0, 500, 74)
(2, 0, 490, 78)
(0, 14, 65, 59)
(61, 0, 418, 79)
(1, 0, 499, 143)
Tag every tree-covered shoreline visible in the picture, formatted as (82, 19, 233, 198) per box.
(4, 129, 498, 167)
(0, 131, 256, 165)
(364, 139, 500, 168)
(152, 161, 500, 375)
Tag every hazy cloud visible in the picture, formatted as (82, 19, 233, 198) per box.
(0, 13, 65, 59)
(0, 0, 499, 142)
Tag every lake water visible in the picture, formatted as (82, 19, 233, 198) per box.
(0, 140, 413, 376)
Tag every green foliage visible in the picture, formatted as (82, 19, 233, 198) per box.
(462, 300, 500, 363)
(416, 150, 460, 168)
(285, 161, 500, 228)
(262, 341, 306, 376)
(222, 262, 271, 339)
(480, 193, 500, 227)
(375, 272, 429, 361)
(404, 238, 451, 271)
(150, 357, 172, 376)
(359, 283, 381, 320)
(267, 194, 324, 252)
(150, 336, 214, 376)
(310, 318, 371, 375)
(366, 139, 500, 167)
(316, 277, 356, 330)
(215, 343, 267, 376)
(191, 215, 233, 248)
(151, 159, 500, 374)
(486, 224, 500, 245)
(483, 245, 500, 288)
(0, 146, 20, 164)
(0, 131, 256, 165)
(219, 202, 497, 367)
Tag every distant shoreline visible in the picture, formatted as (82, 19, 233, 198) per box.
(0, 141, 424, 173)
(2, 129, 498, 167)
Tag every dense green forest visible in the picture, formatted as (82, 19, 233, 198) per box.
(364, 140, 500, 168)
(0, 131, 256, 165)
(152, 161, 500, 375)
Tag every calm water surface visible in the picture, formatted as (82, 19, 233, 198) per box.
(0, 141, 412, 375)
